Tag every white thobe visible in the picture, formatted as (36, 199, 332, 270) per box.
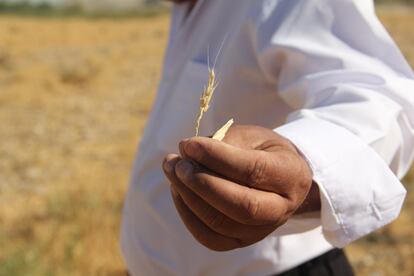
(121, 1, 414, 275)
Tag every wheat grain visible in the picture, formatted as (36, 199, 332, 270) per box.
(212, 118, 234, 141)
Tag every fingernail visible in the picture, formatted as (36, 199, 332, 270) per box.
(176, 160, 193, 178)
(171, 186, 178, 197)
(163, 160, 173, 174)
(179, 139, 190, 156)
(185, 142, 200, 156)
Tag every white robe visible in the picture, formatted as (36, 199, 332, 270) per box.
(121, 1, 414, 275)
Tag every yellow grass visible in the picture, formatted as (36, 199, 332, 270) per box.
(0, 6, 413, 276)
(0, 15, 169, 275)
(346, 7, 414, 276)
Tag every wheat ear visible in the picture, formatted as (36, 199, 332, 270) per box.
(195, 67, 218, 137)
(195, 39, 233, 140)
(194, 68, 233, 141)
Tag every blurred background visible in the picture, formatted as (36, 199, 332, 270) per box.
(0, 0, 413, 275)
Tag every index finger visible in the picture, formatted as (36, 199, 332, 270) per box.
(179, 137, 270, 188)
(174, 159, 288, 226)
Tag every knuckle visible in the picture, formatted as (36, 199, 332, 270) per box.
(205, 210, 227, 231)
(204, 239, 240, 252)
(193, 172, 209, 189)
(203, 241, 223, 251)
(162, 155, 169, 166)
(194, 234, 224, 252)
(189, 172, 213, 194)
(197, 141, 214, 163)
(241, 195, 260, 223)
(179, 168, 192, 183)
(205, 243, 227, 252)
(187, 140, 209, 162)
(246, 155, 267, 187)
(277, 215, 289, 227)
(191, 225, 244, 252)
(192, 232, 214, 249)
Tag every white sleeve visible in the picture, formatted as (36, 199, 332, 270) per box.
(254, 0, 414, 247)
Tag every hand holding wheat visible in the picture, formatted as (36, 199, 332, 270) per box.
(163, 125, 318, 251)
(163, 54, 319, 252)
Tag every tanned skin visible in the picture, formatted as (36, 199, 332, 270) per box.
(163, 0, 321, 252)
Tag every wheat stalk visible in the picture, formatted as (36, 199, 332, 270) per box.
(195, 40, 233, 141)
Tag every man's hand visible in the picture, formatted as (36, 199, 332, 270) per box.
(162, 125, 320, 251)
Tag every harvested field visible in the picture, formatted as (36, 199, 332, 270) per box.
(0, 6, 413, 276)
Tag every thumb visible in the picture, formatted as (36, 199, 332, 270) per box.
(179, 137, 269, 188)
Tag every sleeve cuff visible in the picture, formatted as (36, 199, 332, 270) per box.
(274, 117, 407, 247)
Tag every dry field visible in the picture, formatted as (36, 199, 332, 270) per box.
(0, 6, 413, 276)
